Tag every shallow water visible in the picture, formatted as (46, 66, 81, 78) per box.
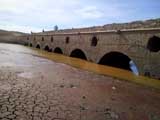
(0, 43, 159, 89)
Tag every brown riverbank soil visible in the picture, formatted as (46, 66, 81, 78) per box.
(0, 44, 160, 120)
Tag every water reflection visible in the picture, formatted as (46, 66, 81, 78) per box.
(129, 60, 139, 75)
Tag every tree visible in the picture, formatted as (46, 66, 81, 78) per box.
(54, 25, 58, 31)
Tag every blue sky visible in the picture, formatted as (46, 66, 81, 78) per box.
(0, 0, 160, 33)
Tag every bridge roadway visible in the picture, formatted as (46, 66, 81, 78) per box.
(0, 43, 160, 120)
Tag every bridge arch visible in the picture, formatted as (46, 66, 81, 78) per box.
(70, 49, 87, 60)
(98, 51, 139, 74)
(147, 36, 160, 52)
(44, 45, 51, 52)
(54, 47, 63, 54)
(29, 43, 33, 47)
(36, 44, 41, 49)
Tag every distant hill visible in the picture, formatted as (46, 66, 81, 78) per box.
(0, 29, 26, 36)
(1, 18, 160, 45)
(0, 29, 27, 45)
(102, 18, 160, 30)
(39, 18, 160, 34)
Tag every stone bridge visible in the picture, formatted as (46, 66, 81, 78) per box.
(21, 28, 160, 79)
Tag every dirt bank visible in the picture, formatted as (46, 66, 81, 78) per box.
(0, 44, 160, 120)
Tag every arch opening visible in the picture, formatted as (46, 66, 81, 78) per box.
(30, 43, 32, 47)
(91, 36, 98, 46)
(51, 36, 53, 42)
(98, 52, 139, 74)
(44, 45, 51, 52)
(70, 49, 87, 60)
(42, 37, 44, 41)
(36, 44, 40, 49)
(54, 47, 63, 54)
(147, 36, 160, 52)
(66, 37, 70, 44)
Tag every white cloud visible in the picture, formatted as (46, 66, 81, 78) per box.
(75, 6, 104, 19)
(0, 1, 89, 23)
(0, 22, 41, 33)
(0, 0, 146, 32)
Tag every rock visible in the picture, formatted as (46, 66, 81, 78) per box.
(60, 85, 64, 88)
(82, 96, 86, 99)
(112, 86, 116, 90)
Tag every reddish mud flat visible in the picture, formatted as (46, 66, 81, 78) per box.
(0, 43, 160, 120)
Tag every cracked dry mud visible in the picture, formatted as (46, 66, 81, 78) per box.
(0, 65, 160, 120)
(0, 68, 121, 120)
(0, 44, 160, 120)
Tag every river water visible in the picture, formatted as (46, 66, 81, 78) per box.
(0, 43, 160, 120)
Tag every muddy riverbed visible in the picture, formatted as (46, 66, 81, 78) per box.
(0, 43, 160, 120)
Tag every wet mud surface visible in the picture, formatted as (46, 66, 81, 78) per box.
(0, 43, 160, 120)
